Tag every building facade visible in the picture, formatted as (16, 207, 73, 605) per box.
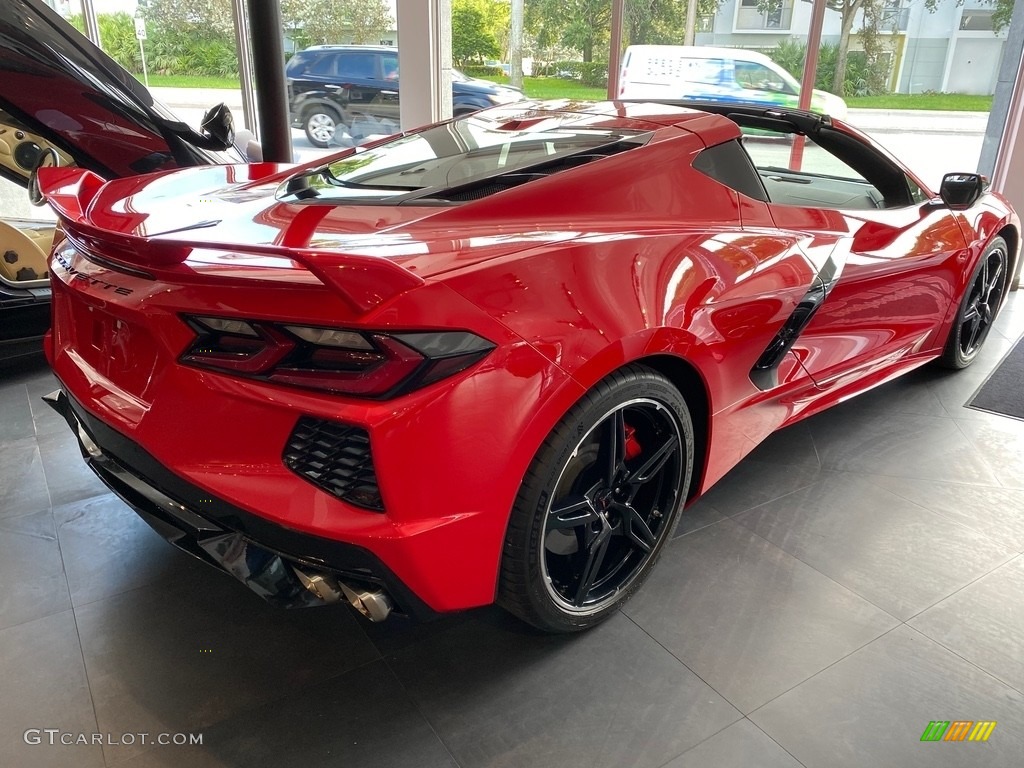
(694, 0, 1008, 95)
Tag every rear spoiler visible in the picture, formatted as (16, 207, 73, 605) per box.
(38, 167, 424, 315)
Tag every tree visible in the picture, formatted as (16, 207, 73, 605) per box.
(762, 0, 1018, 97)
(757, 0, 870, 95)
(511, 0, 524, 86)
(452, 0, 501, 64)
(527, 0, 725, 63)
(925, 0, 1016, 32)
(137, 0, 235, 40)
(829, 0, 865, 96)
(527, 0, 612, 62)
(135, 0, 238, 78)
(625, 0, 724, 45)
(282, 0, 392, 47)
(990, 0, 1017, 31)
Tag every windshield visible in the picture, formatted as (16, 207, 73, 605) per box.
(288, 111, 646, 202)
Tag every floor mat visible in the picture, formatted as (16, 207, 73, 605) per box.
(968, 335, 1024, 419)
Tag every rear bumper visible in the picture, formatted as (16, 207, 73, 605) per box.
(45, 387, 435, 620)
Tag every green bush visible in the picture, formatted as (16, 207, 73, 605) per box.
(462, 65, 505, 78)
(533, 60, 584, 78)
(768, 41, 886, 96)
(146, 30, 238, 78)
(67, 12, 240, 78)
(579, 62, 609, 88)
(769, 39, 805, 82)
(68, 13, 141, 71)
(530, 60, 607, 88)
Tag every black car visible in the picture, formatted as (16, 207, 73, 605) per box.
(286, 45, 525, 148)
(0, 0, 243, 363)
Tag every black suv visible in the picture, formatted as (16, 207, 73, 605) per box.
(286, 45, 525, 147)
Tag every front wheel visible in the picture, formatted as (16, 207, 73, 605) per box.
(498, 365, 694, 632)
(938, 236, 1009, 369)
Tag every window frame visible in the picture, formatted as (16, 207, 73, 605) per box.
(693, 115, 918, 210)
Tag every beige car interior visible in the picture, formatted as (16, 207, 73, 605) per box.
(0, 110, 72, 287)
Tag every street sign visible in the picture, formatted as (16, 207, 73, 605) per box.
(134, 17, 146, 40)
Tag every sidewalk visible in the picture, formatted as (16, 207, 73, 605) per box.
(151, 87, 244, 112)
(846, 108, 989, 135)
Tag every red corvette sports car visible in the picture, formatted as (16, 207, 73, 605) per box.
(41, 100, 1017, 632)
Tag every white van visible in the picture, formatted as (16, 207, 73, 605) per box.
(618, 45, 848, 119)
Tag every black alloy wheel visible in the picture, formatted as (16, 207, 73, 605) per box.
(940, 236, 1009, 369)
(499, 365, 694, 632)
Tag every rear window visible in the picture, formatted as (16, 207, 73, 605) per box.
(282, 110, 649, 203)
(285, 53, 312, 76)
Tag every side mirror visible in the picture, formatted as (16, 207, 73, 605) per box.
(939, 172, 985, 210)
(200, 103, 235, 151)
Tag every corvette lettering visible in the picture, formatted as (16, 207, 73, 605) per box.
(54, 249, 133, 295)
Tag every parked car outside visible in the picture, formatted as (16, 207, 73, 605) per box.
(287, 45, 525, 147)
(619, 45, 848, 119)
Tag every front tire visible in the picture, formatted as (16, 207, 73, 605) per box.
(498, 364, 694, 632)
(303, 106, 342, 148)
(939, 236, 1009, 369)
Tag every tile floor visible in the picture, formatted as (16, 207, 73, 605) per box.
(1, 293, 1022, 768)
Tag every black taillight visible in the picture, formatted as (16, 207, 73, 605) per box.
(180, 315, 494, 398)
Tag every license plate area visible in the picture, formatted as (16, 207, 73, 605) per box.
(70, 301, 160, 399)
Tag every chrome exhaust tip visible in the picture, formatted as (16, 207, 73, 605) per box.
(294, 568, 393, 622)
(338, 582, 393, 623)
(294, 570, 345, 604)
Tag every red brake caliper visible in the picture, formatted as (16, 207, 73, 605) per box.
(624, 423, 642, 462)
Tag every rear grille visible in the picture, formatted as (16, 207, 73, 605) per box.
(283, 417, 383, 511)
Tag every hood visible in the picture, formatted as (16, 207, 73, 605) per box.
(0, 0, 242, 185)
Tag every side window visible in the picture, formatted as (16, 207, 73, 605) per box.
(307, 53, 338, 77)
(692, 140, 768, 202)
(734, 62, 793, 95)
(337, 53, 379, 80)
(740, 128, 890, 210)
(382, 54, 399, 81)
(742, 131, 867, 182)
(906, 176, 930, 204)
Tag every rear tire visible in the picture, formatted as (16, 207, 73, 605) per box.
(303, 106, 342, 148)
(498, 364, 694, 633)
(938, 236, 1009, 369)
